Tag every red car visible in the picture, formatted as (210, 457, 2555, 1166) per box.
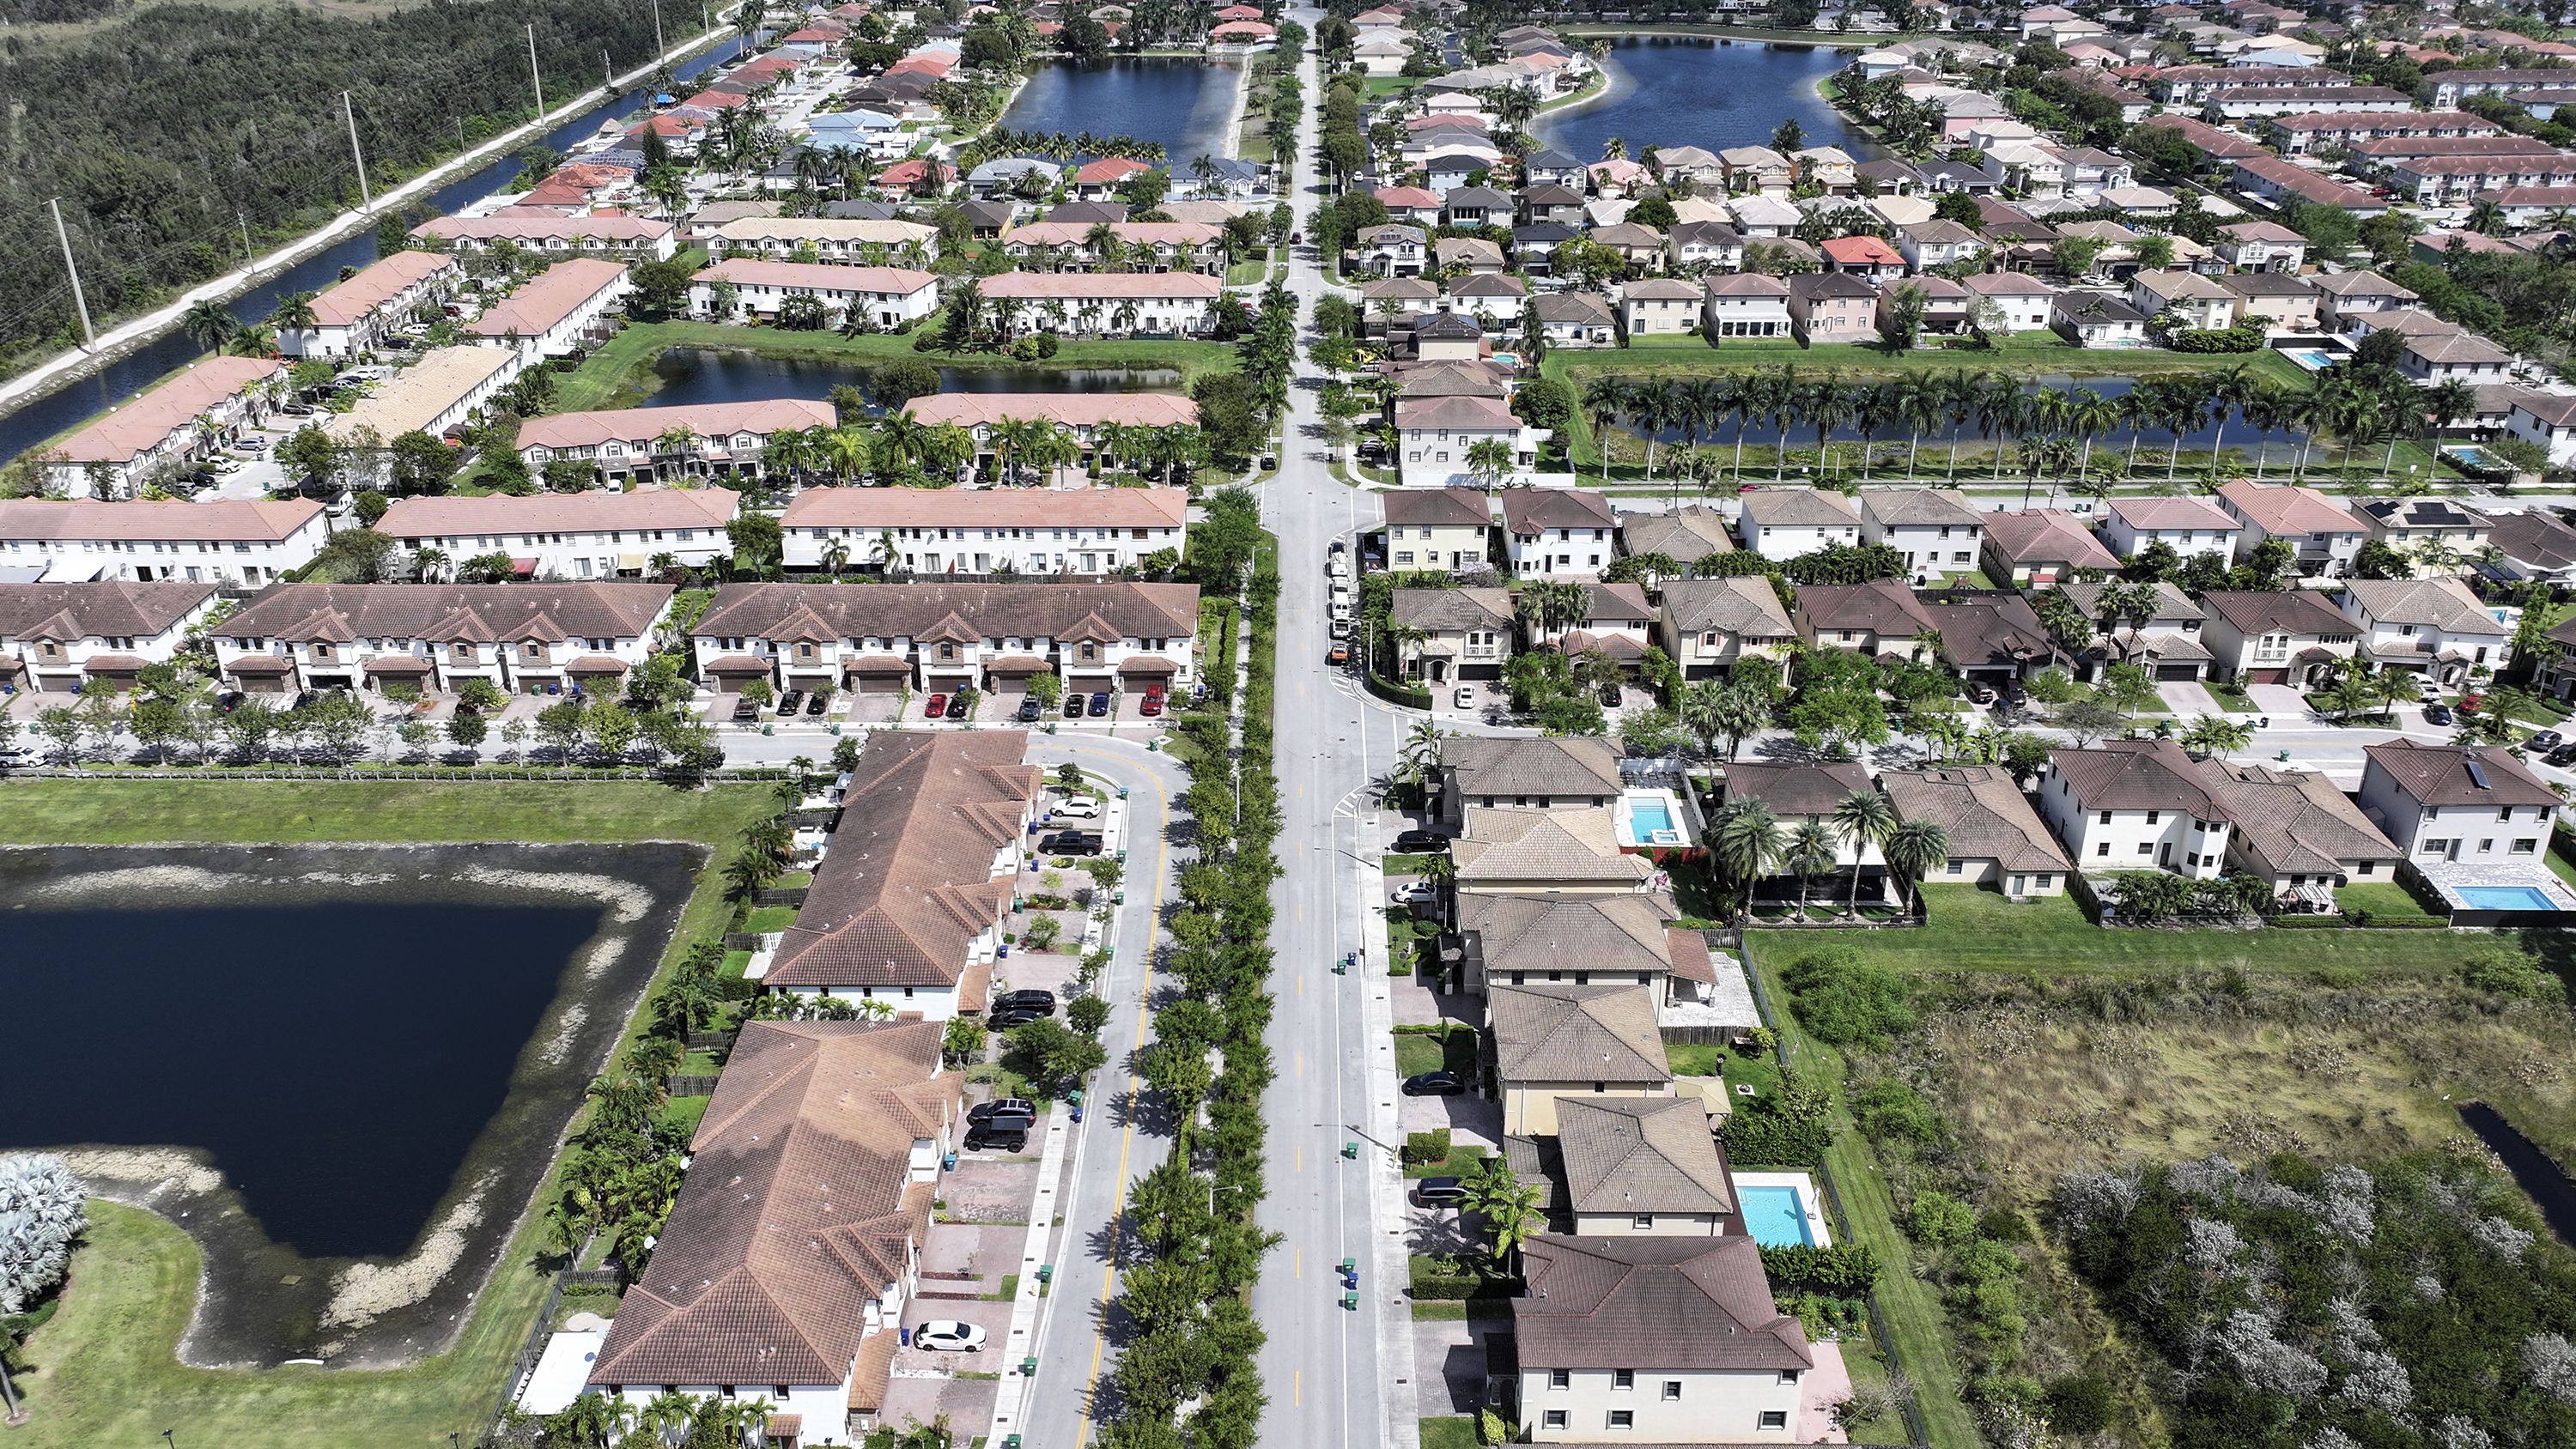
(924, 692, 948, 718)
(1139, 688, 1164, 717)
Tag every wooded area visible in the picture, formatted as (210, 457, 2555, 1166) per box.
(0, 0, 665, 368)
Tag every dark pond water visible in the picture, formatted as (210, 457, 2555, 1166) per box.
(2459, 1103, 2576, 1245)
(999, 58, 1241, 169)
(1539, 38, 1862, 165)
(3, 899, 598, 1259)
(0, 39, 746, 468)
(1618, 375, 2310, 461)
(645, 346, 1182, 409)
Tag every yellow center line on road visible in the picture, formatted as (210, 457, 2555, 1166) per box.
(1064, 747, 1174, 1449)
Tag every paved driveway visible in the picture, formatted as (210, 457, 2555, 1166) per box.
(2158, 681, 2221, 717)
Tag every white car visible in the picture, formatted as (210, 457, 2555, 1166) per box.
(1054, 795, 1103, 820)
(913, 1319, 988, 1352)
(1454, 687, 1475, 709)
(1391, 880, 1439, 907)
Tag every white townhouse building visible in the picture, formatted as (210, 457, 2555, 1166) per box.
(1500, 488, 1620, 579)
(2215, 479, 2367, 578)
(706, 215, 941, 264)
(0, 580, 222, 694)
(978, 271, 1224, 337)
(0, 497, 327, 587)
(410, 213, 677, 261)
(2097, 494, 2241, 567)
(39, 356, 283, 497)
(279, 251, 459, 360)
(2334, 577, 2512, 686)
(2037, 739, 2235, 881)
(212, 583, 676, 696)
(516, 398, 840, 485)
(325, 345, 520, 450)
(778, 486, 1189, 575)
(1859, 488, 1984, 582)
(378, 488, 741, 580)
(1735, 487, 1863, 562)
(1394, 395, 1549, 488)
(465, 258, 633, 364)
(690, 260, 942, 330)
(688, 581, 1200, 700)
(2357, 739, 2558, 864)
(898, 392, 1201, 483)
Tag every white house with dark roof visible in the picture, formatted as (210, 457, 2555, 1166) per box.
(2357, 738, 2556, 864)
(2203, 760, 2400, 894)
(1502, 1094, 1736, 1236)
(1881, 765, 2070, 897)
(1735, 487, 1862, 561)
(2098, 494, 2240, 567)
(1658, 576, 1796, 680)
(213, 582, 676, 695)
(780, 486, 1188, 577)
(1501, 488, 1619, 579)
(2486, 510, 2576, 590)
(2215, 480, 2367, 578)
(1859, 488, 1984, 581)
(0, 580, 222, 694)
(2037, 738, 2234, 880)
(1394, 587, 1514, 686)
(2196, 588, 2360, 687)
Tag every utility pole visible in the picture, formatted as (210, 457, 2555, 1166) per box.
(527, 24, 545, 118)
(48, 197, 94, 349)
(604, 49, 613, 88)
(343, 91, 373, 212)
(653, 0, 665, 54)
(238, 213, 252, 263)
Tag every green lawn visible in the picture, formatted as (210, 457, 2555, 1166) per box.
(1394, 1024, 1477, 1078)
(744, 903, 798, 933)
(1419, 1416, 1480, 1449)
(2335, 880, 2442, 923)
(1, 779, 769, 1447)
(1750, 884, 2468, 978)
(553, 319, 1239, 412)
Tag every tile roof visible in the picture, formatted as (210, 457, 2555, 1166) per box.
(2203, 761, 2397, 876)
(2049, 738, 2229, 816)
(308, 251, 455, 327)
(691, 259, 939, 294)
(1919, 591, 2053, 670)
(1460, 890, 1686, 978)
(1881, 766, 2069, 874)
(1499, 488, 1616, 533)
(517, 398, 836, 452)
(2109, 494, 2239, 531)
(768, 731, 1039, 990)
(220, 583, 673, 646)
(2196, 588, 2356, 639)
(1379, 488, 1493, 529)
(900, 392, 1199, 430)
(1395, 395, 1519, 431)
(2339, 578, 2507, 635)
(417, 214, 674, 246)
(781, 484, 1187, 531)
(1443, 736, 1623, 797)
(380, 486, 739, 538)
(696, 580, 1200, 646)
(2216, 480, 2365, 537)
(1513, 1234, 1809, 1372)
(1392, 586, 1512, 633)
(1980, 508, 2117, 567)
(466, 258, 629, 338)
(1490, 981, 1669, 1084)
(2364, 738, 2557, 808)
(1795, 579, 1939, 640)
(1862, 488, 1981, 529)
(1453, 807, 1656, 886)
(1740, 487, 1861, 528)
(1661, 576, 1795, 640)
(1724, 760, 1876, 819)
(1548, 1095, 1735, 1216)
(2488, 510, 2576, 571)
(48, 356, 283, 465)
(0, 580, 218, 640)
(0, 497, 323, 543)
(587, 1020, 951, 1387)
(1618, 506, 1735, 562)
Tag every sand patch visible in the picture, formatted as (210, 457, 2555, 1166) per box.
(538, 1004, 589, 1066)
(56, 1146, 223, 1196)
(321, 1177, 489, 1330)
(27, 864, 242, 900)
(459, 865, 654, 924)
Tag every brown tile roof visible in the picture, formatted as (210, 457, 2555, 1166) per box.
(380, 487, 739, 538)
(1454, 808, 1656, 886)
(1795, 580, 1938, 641)
(47, 357, 283, 464)
(1918, 591, 2053, 671)
(1862, 488, 1981, 528)
(2363, 738, 2557, 808)
(466, 258, 629, 338)
(1441, 736, 1623, 798)
(1880, 766, 2069, 875)
(1552, 1095, 1735, 1216)
(587, 1020, 952, 1388)
(696, 581, 1200, 646)
(2202, 761, 2397, 876)
(781, 485, 1188, 531)
(308, 250, 455, 326)
(2049, 738, 2229, 816)
(2196, 588, 2356, 640)
(1459, 891, 1686, 978)
(0, 580, 217, 640)
(1513, 1234, 1809, 1372)
(1661, 576, 1795, 640)
(0, 497, 324, 544)
(1499, 488, 1616, 534)
(1724, 760, 1876, 819)
(1379, 487, 1493, 529)
(767, 731, 1039, 991)
(219, 583, 674, 646)
(1490, 982, 1670, 1085)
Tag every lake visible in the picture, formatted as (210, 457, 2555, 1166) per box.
(644, 347, 1182, 409)
(0, 842, 702, 1365)
(999, 58, 1242, 169)
(1618, 374, 2309, 461)
(1540, 38, 1862, 164)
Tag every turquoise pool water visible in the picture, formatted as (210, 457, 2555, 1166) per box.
(1740, 1185, 1814, 1246)
(1630, 798, 1675, 834)
(2457, 885, 2560, 912)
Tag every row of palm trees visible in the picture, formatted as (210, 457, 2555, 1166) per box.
(628, 415, 1214, 490)
(1704, 791, 1953, 919)
(1574, 363, 2482, 494)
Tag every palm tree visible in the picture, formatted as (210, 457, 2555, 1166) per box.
(2203, 364, 2256, 478)
(180, 299, 238, 354)
(1830, 789, 1896, 916)
(1628, 376, 1679, 482)
(1785, 822, 1837, 916)
(1463, 1158, 1544, 1264)
(268, 290, 319, 336)
(823, 423, 870, 485)
(2065, 386, 2117, 496)
(1708, 796, 1784, 919)
(1881, 818, 1951, 914)
(1893, 373, 1939, 480)
(1580, 374, 1631, 482)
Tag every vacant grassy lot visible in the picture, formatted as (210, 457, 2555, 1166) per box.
(3, 780, 768, 1447)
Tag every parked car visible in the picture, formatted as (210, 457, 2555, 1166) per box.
(1392, 829, 1449, 853)
(1054, 796, 1103, 820)
(1402, 1070, 1465, 1096)
(1064, 691, 1086, 718)
(1040, 831, 1105, 856)
(987, 1008, 1048, 1030)
(1017, 695, 1044, 722)
(1413, 1177, 1469, 1209)
(963, 1127, 1028, 1153)
(2424, 702, 2454, 725)
(1328, 537, 1346, 553)
(0, 744, 40, 770)
(1967, 683, 1998, 705)
(912, 1320, 988, 1353)
(2530, 729, 2565, 754)
(1453, 687, 1475, 710)
(944, 692, 971, 719)
(990, 989, 1058, 1015)
(924, 692, 949, 718)
(969, 1098, 1036, 1125)
(775, 688, 804, 716)
(731, 697, 761, 723)
(2546, 743, 2576, 768)
(1390, 880, 1439, 907)
(1087, 691, 1110, 717)
(1139, 689, 1163, 717)
(1327, 643, 1351, 667)
(804, 692, 827, 716)
(1597, 683, 1621, 708)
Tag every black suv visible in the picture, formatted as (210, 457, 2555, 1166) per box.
(1017, 695, 1044, 721)
(776, 688, 805, 716)
(991, 989, 1058, 1016)
(965, 1126, 1029, 1152)
(1039, 831, 1104, 856)
(1392, 829, 1449, 853)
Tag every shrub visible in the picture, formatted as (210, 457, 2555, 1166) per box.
(1760, 1243, 1881, 1294)
(1409, 1252, 1513, 1300)
(1784, 947, 1916, 1047)
(2463, 945, 2555, 999)
(1905, 1188, 1979, 1247)
(1404, 1128, 1453, 1165)
(2046, 1374, 2113, 1434)
(1852, 1076, 1942, 1146)
(1720, 1081, 1837, 1166)
(1477, 1408, 1510, 1445)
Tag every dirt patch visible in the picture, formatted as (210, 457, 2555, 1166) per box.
(942, 1158, 1042, 1225)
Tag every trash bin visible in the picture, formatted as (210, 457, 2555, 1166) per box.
(1020, 1356, 1039, 1377)
(1037, 1264, 1054, 1284)
(942, 1151, 957, 1172)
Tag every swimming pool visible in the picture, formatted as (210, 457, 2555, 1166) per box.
(2284, 348, 2338, 370)
(1630, 797, 1675, 834)
(1739, 1185, 1816, 1246)
(2456, 885, 2561, 912)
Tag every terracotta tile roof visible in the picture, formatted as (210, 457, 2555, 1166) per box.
(0, 580, 216, 640)
(691, 259, 939, 295)
(588, 1020, 951, 1388)
(1499, 488, 1615, 534)
(220, 583, 672, 646)
(899, 392, 1198, 431)
(1880, 766, 2069, 875)
(2216, 480, 2364, 537)
(466, 258, 628, 338)
(308, 251, 456, 326)
(767, 731, 1039, 991)
(1513, 1235, 1809, 1372)
(48, 357, 283, 464)
(0, 497, 322, 543)
(380, 487, 738, 538)
(416, 214, 674, 246)
(1491, 981, 1669, 1084)
(696, 581, 1199, 647)
(518, 399, 835, 453)
(784, 483, 1187, 531)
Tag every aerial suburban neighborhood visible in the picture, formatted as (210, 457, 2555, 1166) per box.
(11, 3, 2576, 1449)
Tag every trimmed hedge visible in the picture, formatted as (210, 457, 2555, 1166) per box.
(1759, 1243, 1880, 1294)
(1404, 1128, 1453, 1165)
(1367, 671, 1432, 709)
(1411, 1252, 1520, 1300)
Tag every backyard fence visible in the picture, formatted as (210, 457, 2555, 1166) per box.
(665, 1074, 723, 1097)
(488, 1263, 628, 1441)
(683, 1030, 735, 1052)
(752, 886, 809, 906)
(721, 931, 764, 951)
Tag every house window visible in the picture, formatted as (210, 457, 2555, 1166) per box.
(1662, 1381, 1682, 1402)
(2145, 810, 2160, 825)
(1549, 1369, 1571, 1391)
(1613, 1370, 1633, 1390)
(2098, 809, 2111, 824)
(1543, 1411, 1570, 1429)
(1759, 1410, 1789, 1430)
(2035, 874, 2055, 888)
(2514, 840, 2539, 853)
(1607, 1411, 1634, 1429)
(1631, 1215, 1653, 1230)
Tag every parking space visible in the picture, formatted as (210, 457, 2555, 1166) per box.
(920, 1221, 1025, 1297)
(1415, 1319, 1509, 1419)
(1400, 1086, 1502, 1148)
(888, 1297, 1015, 1373)
(878, 1373, 997, 1445)
(989, 946, 1082, 1005)
(939, 1155, 1043, 1224)
(1429, 676, 1502, 721)
(841, 690, 907, 724)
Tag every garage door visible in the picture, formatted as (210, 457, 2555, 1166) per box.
(2250, 669, 2285, 686)
(926, 674, 974, 693)
(241, 675, 289, 694)
(2154, 664, 2199, 682)
(1459, 663, 1503, 682)
(34, 673, 79, 693)
(851, 672, 906, 694)
(1121, 673, 1159, 694)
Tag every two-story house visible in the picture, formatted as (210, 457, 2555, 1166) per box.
(280, 251, 458, 360)
(0, 580, 222, 695)
(1358, 223, 1430, 276)
(379, 488, 742, 580)
(1502, 488, 1621, 579)
(0, 497, 327, 587)
(2215, 479, 2367, 578)
(781, 484, 1189, 577)
(1725, 761, 1888, 895)
(2196, 588, 2360, 688)
(690, 260, 943, 330)
(213, 583, 676, 696)
(1786, 272, 1878, 344)
(1492, 981, 1674, 1135)
(690, 581, 1200, 700)
(1437, 737, 1623, 828)
(1735, 488, 1862, 562)
(1859, 488, 1984, 581)
(1618, 507, 1735, 576)
(2356, 738, 2556, 865)
(1792, 579, 1939, 659)
(2058, 579, 2211, 682)
(1619, 278, 1704, 339)
(1379, 488, 1495, 573)
(1396, 396, 1548, 488)
(1658, 576, 1797, 681)
(466, 258, 633, 364)
(900, 392, 1200, 485)
(40, 356, 283, 498)
(516, 398, 838, 486)
(2356, 497, 2493, 571)
(2038, 739, 2235, 880)
(1393, 586, 1515, 685)
(2098, 494, 2241, 567)
(1702, 274, 1794, 341)
(2130, 269, 2239, 332)
(1502, 1096, 1737, 1238)
(1881, 766, 2072, 899)
(2204, 760, 2401, 895)
(1978, 507, 2117, 587)
(1459, 891, 1713, 1011)
(2335, 577, 2511, 687)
